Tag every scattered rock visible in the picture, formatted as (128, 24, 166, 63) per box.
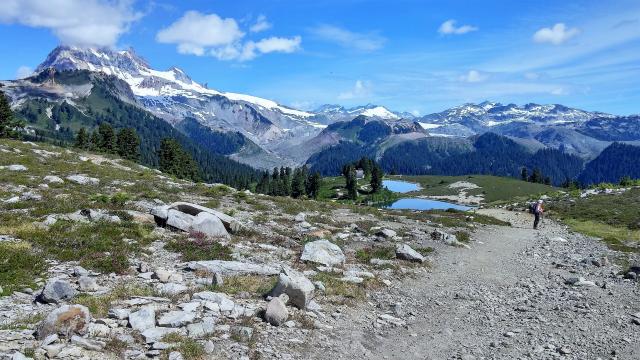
(270, 268, 315, 309)
(129, 307, 156, 331)
(190, 211, 229, 238)
(66, 175, 99, 185)
(376, 228, 397, 239)
(265, 296, 289, 326)
(301, 239, 346, 266)
(158, 310, 196, 327)
(71, 335, 105, 351)
(186, 260, 280, 276)
(43, 175, 64, 184)
(294, 213, 306, 222)
(4, 164, 27, 171)
(78, 276, 99, 291)
(395, 244, 426, 263)
(38, 278, 77, 304)
(193, 291, 235, 312)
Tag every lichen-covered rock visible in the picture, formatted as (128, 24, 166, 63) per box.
(37, 304, 91, 340)
(38, 278, 77, 304)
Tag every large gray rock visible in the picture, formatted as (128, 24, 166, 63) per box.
(191, 212, 229, 238)
(66, 175, 99, 185)
(186, 260, 280, 276)
(128, 306, 156, 331)
(153, 202, 243, 234)
(37, 304, 91, 339)
(166, 209, 195, 232)
(264, 296, 288, 326)
(158, 310, 196, 327)
(395, 244, 426, 263)
(78, 276, 99, 291)
(39, 279, 77, 304)
(5, 164, 27, 171)
(301, 240, 345, 266)
(270, 268, 315, 309)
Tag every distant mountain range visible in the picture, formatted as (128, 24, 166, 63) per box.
(2, 45, 639, 185)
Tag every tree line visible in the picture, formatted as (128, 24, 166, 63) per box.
(0, 89, 25, 139)
(255, 166, 322, 199)
(520, 167, 552, 185)
(74, 123, 141, 161)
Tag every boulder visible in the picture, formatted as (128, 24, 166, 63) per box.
(294, 213, 306, 222)
(36, 304, 91, 339)
(301, 240, 345, 266)
(39, 279, 77, 304)
(270, 268, 315, 309)
(152, 269, 183, 283)
(155, 283, 188, 296)
(166, 209, 195, 232)
(66, 175, 99, 185)
(190, 212, 229, 238)
(186, 260, 280, 276)
(395, 244, 426, 263)
(153, 202, 243, 234)
(264, 296, 289, 326)
(128, 306, 156, 331)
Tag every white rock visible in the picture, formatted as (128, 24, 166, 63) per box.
(395, 244, 426, 263)
(187, 317, 216, 338)
(6, 164, 27, 171)
(270, 268, 315, 309)
(265, 296, 289, 326)
(158, 311, 196, 327)
(43, 175, 64, 184)
(192, 292, 235, 312)
(301, 240, 345, 266)
(66, 175, 99, 185)
(128, 307, 156, 331)
(190, 212, 229, 238)
(141, 327, 183, 343)
(186, 260, 280, 276)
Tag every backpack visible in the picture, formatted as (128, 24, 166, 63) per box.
(528, 202, 537, 214)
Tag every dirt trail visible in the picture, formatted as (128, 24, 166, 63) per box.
(301, 209, 640, 360)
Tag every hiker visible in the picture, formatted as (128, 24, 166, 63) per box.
(533, 199, 544, 230)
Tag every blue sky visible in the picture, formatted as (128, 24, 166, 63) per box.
(1, 0, 639, 115)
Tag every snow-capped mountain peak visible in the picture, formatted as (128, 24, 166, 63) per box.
(35, 46, 315, 120)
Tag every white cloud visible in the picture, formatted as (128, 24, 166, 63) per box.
(338, 80, 372, 100)
(15, 66, 33, 79)
(0, 0, 141, 47)
(250, 15, 271, 33)
(533, 23, 580, 45)
(524, 72, 540, 80)
(158, 11, 300, 61)
(550, 87, 569, 95)
(438, 20, 478, 35)
(156, 11, 244, 56)
(210, 36, 302, 61)
(459, 70, 488, 83)
(310, 25, 385, 51)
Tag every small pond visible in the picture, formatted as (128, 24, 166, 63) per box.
(382, 198, 472, 211)
(382, 180, 420, 193)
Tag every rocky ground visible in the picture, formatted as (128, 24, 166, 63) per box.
(0, 140, 639, 360)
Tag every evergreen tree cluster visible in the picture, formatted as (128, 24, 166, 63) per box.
(0, 89, 25, 139)
(74, 124, 141, 161)
(341, 157, 385, 198)
(158, 138, 200, 181)
(520, 167, 552, 185)
(255, 165, 322, 199)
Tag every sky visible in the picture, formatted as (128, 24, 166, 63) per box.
(1, 0, 639, 115)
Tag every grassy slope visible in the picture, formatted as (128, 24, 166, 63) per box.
(549, 188, 640, 252)
(389, 174, 556, 203)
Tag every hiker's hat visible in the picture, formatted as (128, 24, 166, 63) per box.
(538, 199, 543, 203)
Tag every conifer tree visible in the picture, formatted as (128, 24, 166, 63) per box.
(291, 168, 306, 198)
(74, 127, 89, 149)
(89, 131, 101, 151)
(98, 123, 117, 153)
(521, 167, 528, 182)
(157, 138, 200, 181)
(370, 164, 383, 193)
(0, 90, 24, 139)
(306, 172, 321, 199)
(116, 128, 141, 161)
(256, 172, 271, 194)
(344, 164, 358, 200)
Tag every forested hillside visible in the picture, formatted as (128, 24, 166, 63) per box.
(7, 70, 259, 188)
(578, 143, 640, 185)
